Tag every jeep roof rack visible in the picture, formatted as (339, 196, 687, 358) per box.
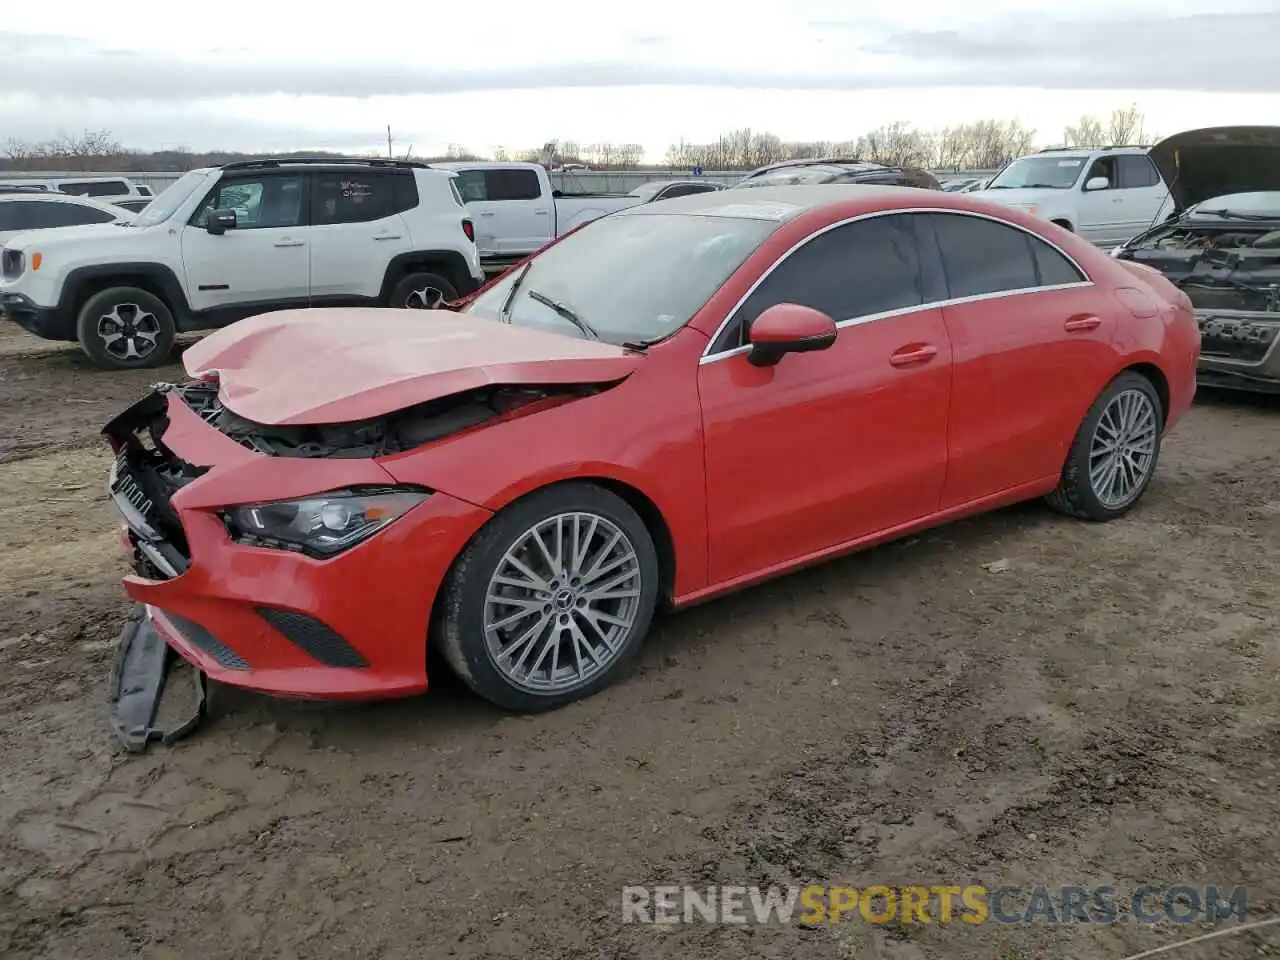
(219, 157, 431, 171)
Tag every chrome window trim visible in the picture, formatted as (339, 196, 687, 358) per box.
(698, 206, 1094, 364)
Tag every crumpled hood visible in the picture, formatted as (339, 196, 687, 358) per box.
(1148, 126, 1280, 213)
(183, 308, 642, 427)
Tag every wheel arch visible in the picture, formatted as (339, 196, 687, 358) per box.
(379, 250, 476, 303)
(1120, 360, 1171, 425)
(58, 262, 191, 326)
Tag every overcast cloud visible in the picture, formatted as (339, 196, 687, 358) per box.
(0, 0, 1276, 158)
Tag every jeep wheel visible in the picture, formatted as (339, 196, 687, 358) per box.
(76, 287, 176, 370)
(390, 272, 458, 310)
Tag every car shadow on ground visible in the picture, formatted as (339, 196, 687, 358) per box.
(195, 497, 1070, 750)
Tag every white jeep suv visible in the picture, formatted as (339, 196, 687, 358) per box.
(968, 146, 1171, 248)
(0, 158, 484, 369)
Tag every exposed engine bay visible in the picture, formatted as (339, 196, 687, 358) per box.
(1117, 220, 1280, 365)
(170, 379, 597, 458)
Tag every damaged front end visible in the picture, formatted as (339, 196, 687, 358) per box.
(1115, 218, 1280, 391)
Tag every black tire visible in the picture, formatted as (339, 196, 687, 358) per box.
(1046, 371, 1164, 521)
(436, 482, 660, 712)
(76, 286, 176, 370)
(389, 271, 457, 310)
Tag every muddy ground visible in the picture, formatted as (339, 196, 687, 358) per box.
(0, 322, 1278, 960)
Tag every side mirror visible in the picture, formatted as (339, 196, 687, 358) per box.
(747, 303, 837, 367)
(1083, 176, 1110, 192)
(206, 209, 237, 235)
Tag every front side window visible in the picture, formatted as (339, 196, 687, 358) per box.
(986, 156, 1086, 190)
(925, 212, 1082, 298)
(191, 175, 304, 229)
(464, 212, 776, 346)
(1084, 156, 1118, 190)
(716, 214, 924, 351)
(312, 172, 397, 225)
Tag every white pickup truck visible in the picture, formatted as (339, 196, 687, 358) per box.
(434, 161, 643, 269)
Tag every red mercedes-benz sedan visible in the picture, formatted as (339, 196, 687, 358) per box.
(104, 184, 1200, 722)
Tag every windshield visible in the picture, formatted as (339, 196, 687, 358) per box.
(985, 156, 1087, 190)
(133, 170, 213, 226)
(629, 182, 665, 200)
(736, 166, 843, 188)
(1188, 192, 1280, 218)
(463, 212, 777, 345)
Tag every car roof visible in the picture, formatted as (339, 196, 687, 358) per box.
(618, 183, 943, 221)
(0, 191, 125, 210)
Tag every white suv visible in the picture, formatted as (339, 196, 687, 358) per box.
(968, 146, 1171, 247)
(0, 158, 484, 369)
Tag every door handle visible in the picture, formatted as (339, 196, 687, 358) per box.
(479, 212, 496, 217)
(374, 234, 403, 241)
(889, 344, 938, 367)
(1064, 314, 1102, 332)
(534, 209, 549, 215)
(273, 239, 305, 248)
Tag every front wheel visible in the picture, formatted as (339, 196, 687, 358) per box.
(389, 272, 457, 310)
(1047, 371, 1164, 521)
(436, 483, 660, 711)
(76, 286, 176, 370)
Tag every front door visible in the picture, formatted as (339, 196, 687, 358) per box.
(180, 173, 310, 314)
(697, 214, 953, 586)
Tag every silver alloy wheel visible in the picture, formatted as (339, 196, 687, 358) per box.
(1088, 388, 1158, 508)
(96, 303, 160, 362)
(404, 286, 444, 309)
(483, 512, 643, 694)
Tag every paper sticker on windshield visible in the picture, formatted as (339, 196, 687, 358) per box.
(1058, 160, 1084, 167)
(706, 201, 802, 221)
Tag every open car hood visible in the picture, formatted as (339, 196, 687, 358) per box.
(182, 308, 642, 426)
(1149, 126, 1280, 213)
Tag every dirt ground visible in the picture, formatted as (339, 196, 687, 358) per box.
(1, 322, 1278, 960)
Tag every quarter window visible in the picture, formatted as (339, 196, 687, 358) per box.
(719, 214, 924, 350)
(925, 212, 1084, 298)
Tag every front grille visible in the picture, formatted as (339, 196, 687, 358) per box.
(255, 607, 369, 668)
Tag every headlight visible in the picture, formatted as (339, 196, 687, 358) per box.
(222, 487, 428, 557)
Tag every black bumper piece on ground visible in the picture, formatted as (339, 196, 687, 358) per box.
(108, 604, 208, 752)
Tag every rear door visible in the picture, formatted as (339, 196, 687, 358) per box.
(1116, 154, 1166, 237)
(455, 167, 551, 257)
(306, 170, 413, 302)
(919, 211, 1116, 507)
(698, 213, 953, 584)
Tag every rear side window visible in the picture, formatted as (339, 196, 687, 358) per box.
(312, 172, 398, 225)
(484, 169, 542, 201)
(1118, 155, 1160, 189)
(926, 213, 1083, 298)
(61, 180, 130, 197)
(34, 202, 117, 227)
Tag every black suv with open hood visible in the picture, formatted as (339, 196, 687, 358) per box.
(1111, 126, 1280, 394)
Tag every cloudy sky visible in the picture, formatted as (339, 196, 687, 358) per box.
(0, 0, 1277, 160)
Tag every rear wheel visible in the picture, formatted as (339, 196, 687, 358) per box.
(1047, 371, 1163, 521)
(437, 483, 660, 711)
(389, 272, 457, 310)
(76, 286, 176, 370)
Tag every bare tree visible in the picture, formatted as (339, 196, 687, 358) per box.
(1106, 104, 1145, 145)
(1063, 115, 1107, 148)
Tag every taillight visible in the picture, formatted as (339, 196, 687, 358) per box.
(462, 219, 474, 242)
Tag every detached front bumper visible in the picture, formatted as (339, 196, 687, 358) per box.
(1195, 310, 1280, 393)
(104, 388, 493, 709)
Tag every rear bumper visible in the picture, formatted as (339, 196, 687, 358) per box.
(0, 292, 73, 340)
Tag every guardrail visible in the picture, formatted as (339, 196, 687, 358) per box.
(0, 167, 999, 196)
